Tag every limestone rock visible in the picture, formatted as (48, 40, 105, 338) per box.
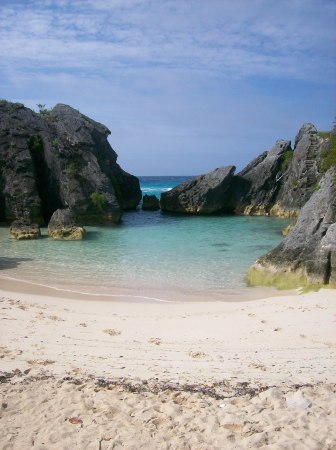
(9, 219, 41, 240)
(229, 124, 327, 218)
(142, 194, 160, 210)
(160, 166, 235, 214)
(294, 122, 317, 148)
(273, 123, 326, 216)
(282, 223, 295, 236)
(48, 209, 85, 240)
(247, 168, 336, 288)
(231, 140, 292, 215)
(0, 101, 141, 225)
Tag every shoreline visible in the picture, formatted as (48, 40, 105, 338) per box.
(0, 273, 298, 304)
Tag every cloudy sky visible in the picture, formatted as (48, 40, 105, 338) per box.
(1, 0, 335, 175)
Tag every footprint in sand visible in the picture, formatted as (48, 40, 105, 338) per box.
(103, 329, 121, 336)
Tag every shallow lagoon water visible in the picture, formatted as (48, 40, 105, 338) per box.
(0, 176, 291, 300)
(0, 210, 290, 300)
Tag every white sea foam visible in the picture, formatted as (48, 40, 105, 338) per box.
(142, 187, 172, 192)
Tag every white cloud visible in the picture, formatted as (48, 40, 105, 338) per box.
(1, 0, 335, 81)
(0, 0, 335, 174)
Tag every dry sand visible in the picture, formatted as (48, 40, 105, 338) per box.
(0, 281, 335, 449)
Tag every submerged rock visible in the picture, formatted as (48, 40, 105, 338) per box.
(9, 219, 41, 240)
(48, 209, 85, 240)
(142, 194, 160, 210)
(247, 168, 336, 288)
(160, 166, 236, 214)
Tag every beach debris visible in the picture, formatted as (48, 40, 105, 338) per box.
(79, 322, 88, 327)
(47, 315, 65, 322)
(189, 351, 206, 359)
(26, 359, 55, 366)
(286, 391, 311, 409)
(68, 417, 83, 425)
(103, 329, 121, 336)
(148, 338, 161, 345)
(249, 362, 267, 372)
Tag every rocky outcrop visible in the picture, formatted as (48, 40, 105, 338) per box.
(247, 168, 336, 288)
(159, 124, 328, 218)
(0, 101, 141, 225)
(142, 194, 160, 211)
(270, 124, 328, 217)
(227, 124, 328, 217)
(160, 166, 235, 214)
(9, 219, 41, 240)
(230, 139, 292, 216)
(48, 209, 85, 240)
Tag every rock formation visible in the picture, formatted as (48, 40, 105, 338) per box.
(48, 209, 85, 240)
(159, 123, 329, 219)
(142, 194, 160, 211)
(0, 101, 141, 225)
(269, 123, 328, 217)
(9, 219, 41, 240)
(231, 139, 292, 216)
(160, 166, 235, 214)
(247, 168, 336, 288)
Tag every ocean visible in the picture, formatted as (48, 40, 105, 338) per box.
(0, 176, 290, 301)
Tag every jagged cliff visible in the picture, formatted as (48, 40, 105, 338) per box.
(0, 101, 141, 225)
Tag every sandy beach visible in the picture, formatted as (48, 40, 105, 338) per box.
(0, 280, 335, 449)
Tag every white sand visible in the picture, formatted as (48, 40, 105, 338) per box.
(0, 282, 335, 449)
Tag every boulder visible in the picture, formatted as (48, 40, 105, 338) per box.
(48, 209, 86, 240)
(9, 219, 41, 240)
(142, 194, 160, 210)
(247, 168, 336, 288)
(160, 166, 236, 214)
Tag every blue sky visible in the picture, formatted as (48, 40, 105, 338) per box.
(1, 0, 335, 175)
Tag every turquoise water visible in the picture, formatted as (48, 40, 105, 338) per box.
(139, 175, 191, 199)
(0, 177, 290, 300)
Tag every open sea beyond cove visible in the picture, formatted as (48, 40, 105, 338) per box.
(0, 176, 291, 301)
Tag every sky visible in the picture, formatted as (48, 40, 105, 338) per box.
(0, 0, 335, 175)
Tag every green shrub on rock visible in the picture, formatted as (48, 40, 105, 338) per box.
(90, 192, 107, 211)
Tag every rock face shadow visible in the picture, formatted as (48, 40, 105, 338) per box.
(0, 257, 32, 270)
